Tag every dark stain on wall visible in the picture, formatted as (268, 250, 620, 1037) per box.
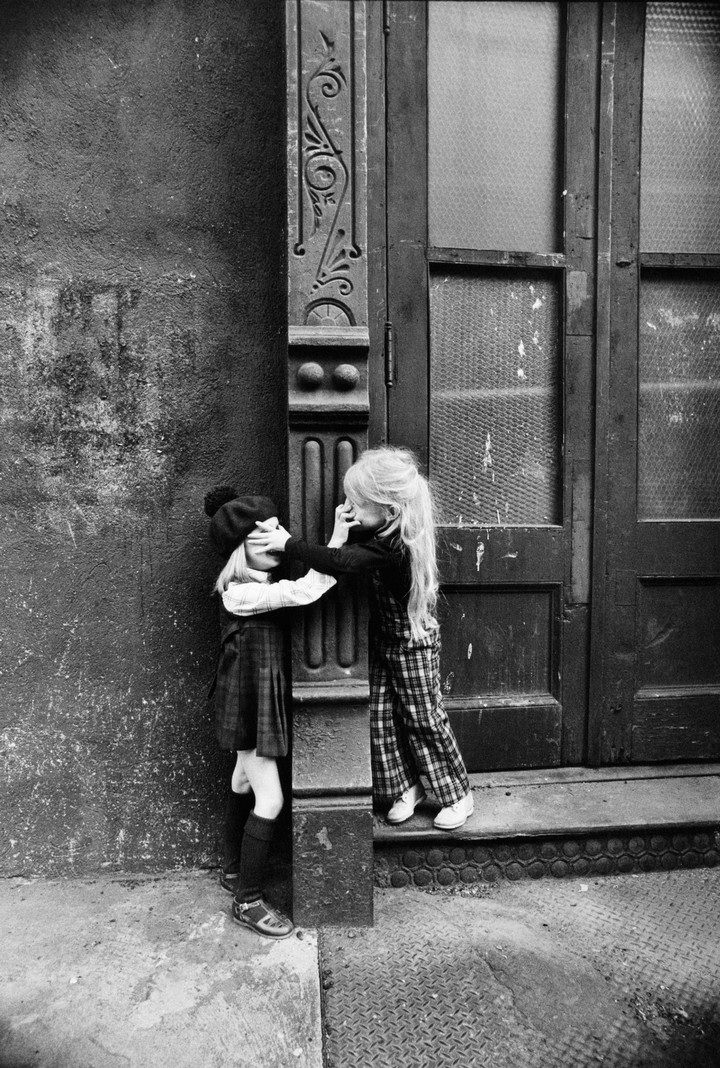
(0, 0, 287, 875)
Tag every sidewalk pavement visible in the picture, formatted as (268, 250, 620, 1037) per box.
(2, 866, 719, 1068)
(0, 870, 322, 1068)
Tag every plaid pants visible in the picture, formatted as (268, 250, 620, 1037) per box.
(369, 633, 469, 807)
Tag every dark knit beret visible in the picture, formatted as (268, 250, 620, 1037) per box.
(204, 487, 278, 557)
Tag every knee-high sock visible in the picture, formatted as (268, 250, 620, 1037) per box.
(235, 812, 277, 903)
(224, 791, 254, 874)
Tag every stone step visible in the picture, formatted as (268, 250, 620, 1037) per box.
(373, 764, 720, 890)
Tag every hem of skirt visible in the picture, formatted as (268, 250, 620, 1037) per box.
(216, 741, 289, 758)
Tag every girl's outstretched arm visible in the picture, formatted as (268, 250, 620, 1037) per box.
(248, 503, 356, 555)
(222, 569, 336, 616)
(247, 505, 398, 577)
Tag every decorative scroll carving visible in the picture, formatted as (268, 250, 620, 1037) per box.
(288, 0, 367, 330)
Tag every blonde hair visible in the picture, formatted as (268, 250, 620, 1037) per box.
(214, 540, 253, 594)
(343, 447, 438, 639)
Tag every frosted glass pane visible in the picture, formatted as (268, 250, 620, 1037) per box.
(428, 1, 563, 253)
(639, 273, 720, 519)
(641, 2, 720, 253)
(430, 268, 562, 526)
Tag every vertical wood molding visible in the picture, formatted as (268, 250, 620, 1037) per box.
(287, 0, 373, 926)
(287, 0, 370, 685)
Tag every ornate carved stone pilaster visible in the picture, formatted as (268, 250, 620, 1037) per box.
(287, 0, 372, 927)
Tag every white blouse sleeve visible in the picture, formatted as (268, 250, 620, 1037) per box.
(221, 570, 337, 617)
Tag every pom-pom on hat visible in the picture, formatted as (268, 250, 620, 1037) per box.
(203, 486, 238, 518)
(204, 487, 278, 557)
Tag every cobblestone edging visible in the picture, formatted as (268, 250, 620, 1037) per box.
(374, 828, 720, 889)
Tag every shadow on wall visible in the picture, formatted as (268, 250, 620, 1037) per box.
(0, 0, 287, 876)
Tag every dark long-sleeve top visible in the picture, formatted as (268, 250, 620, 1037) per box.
(283, 532, 412, 607)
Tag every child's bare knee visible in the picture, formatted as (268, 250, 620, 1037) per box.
(231, 752, 252, 794)
(255, 785, 284, 820)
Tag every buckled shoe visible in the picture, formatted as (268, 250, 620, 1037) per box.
(232, 898, 295, 939)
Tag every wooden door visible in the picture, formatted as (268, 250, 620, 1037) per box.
(385, 1, 600, 770)
(590, 2, 720, 764)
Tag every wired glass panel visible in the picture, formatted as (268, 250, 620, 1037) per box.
(639, 273, 720, 520)
(428, 1, 563, 253)
(430, 268, 562, 527)
(641, 2, 720, 253)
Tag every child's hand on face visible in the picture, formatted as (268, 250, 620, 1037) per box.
(328, 501, 360, 548)
(255, 517, 279, 532)
(247, 520, 291, 554)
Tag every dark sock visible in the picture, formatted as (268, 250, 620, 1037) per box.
(223, 791, 254, 874)
(235, 812, 277, 904)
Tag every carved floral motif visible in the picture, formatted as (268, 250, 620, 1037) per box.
(297, 31, 361, 297)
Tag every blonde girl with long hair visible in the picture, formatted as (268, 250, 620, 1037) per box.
(248, 447, 473, 830)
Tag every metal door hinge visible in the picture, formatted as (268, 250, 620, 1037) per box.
(384, 321, 395, 387)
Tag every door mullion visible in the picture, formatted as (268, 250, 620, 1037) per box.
(588, 1, 645, 765)
(561, 2, 602, 764)
(385, 0, 429, 465)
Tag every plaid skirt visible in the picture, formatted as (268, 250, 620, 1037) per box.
(212, 618, 289, 758)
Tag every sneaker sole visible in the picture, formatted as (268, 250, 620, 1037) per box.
(385, 811, 418, 825)
(433, 816, 469, 830)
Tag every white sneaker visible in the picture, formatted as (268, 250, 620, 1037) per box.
(433, 791, 474, 830)
(386, 783, 426, 825)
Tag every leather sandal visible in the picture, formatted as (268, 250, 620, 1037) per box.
(232, 898, 295, 939)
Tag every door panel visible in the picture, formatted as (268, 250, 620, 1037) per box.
(427, 0, 563, 253)
(429, 267, 563, 527)
(386, 0, 598, 770)
(638, 272, 720, 520)
(590, 1, 720, 764)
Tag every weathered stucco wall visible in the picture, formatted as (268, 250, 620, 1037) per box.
(0, 0, 286, 874)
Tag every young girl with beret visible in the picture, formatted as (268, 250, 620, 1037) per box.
(205, 488, 340, 939)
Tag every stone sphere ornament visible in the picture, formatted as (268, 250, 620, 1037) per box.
(296, 362, 325, 390)
(332, 363, 360, 391)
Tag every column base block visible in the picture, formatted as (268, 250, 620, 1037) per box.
(292, 795, 374, 927)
